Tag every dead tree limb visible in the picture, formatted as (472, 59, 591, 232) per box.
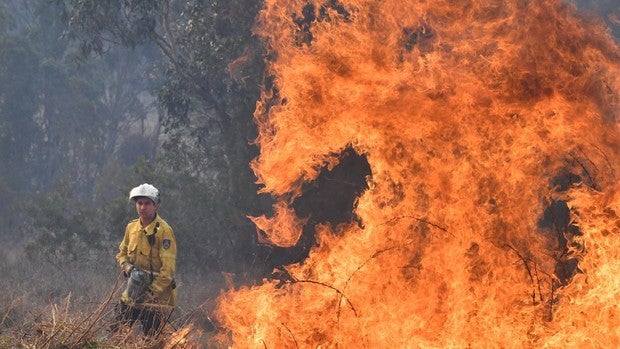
(379, 215, 450, 236)
(281, 322, 300, 349)
(285, 279, 358, 318)
(589, 143, 616, 180)
(570, 150, 599, 191)
(503, 243, 538, 304)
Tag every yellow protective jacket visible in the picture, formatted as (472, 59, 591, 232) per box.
(116, 214, 177, 310)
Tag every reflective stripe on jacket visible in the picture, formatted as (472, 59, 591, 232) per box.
(116, 214, 177, 308)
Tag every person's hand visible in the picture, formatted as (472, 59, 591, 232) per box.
(121, 262, 133, 277)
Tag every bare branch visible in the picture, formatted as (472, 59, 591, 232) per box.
(378, 214, 451, 236)
(0, 295, 24, 329)
(285, 279, 358, 318)
(570, 150, 599, 191)
(280, 322, 300, 348)
(589, 142, 616, 180)
(68, 270, 124, 347)
(502, 243, 538, 304)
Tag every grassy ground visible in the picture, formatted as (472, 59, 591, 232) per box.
(0, 293, 216, 348)
(0, 245, 228, 348)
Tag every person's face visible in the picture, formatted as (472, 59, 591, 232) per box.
(135, 197, 157, 222)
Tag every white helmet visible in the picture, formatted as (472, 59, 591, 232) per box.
(129, 183, 160, 203)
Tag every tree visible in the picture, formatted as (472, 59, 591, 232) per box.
(57, 0, 270, 275)
(58, 0, 265, 198)
(0, 0, 164, 247)
(0, 4, 41, 232)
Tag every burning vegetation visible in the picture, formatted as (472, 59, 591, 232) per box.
(212, 0, 619, 347)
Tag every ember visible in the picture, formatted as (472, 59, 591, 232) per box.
(214, 0, 619, 347)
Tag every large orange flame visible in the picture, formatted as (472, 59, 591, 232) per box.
(214, 0, 619, 347)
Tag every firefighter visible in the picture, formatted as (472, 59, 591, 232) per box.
(110, 183, 177, 336)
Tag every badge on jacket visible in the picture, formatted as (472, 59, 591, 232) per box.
(163, 239, 171, 249)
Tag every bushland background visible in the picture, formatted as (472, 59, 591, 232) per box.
(0, 0, 617, 347)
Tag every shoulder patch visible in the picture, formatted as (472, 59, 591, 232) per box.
(163, 239, 171, 249)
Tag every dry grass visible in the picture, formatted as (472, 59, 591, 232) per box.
(0, 288, 214, 348)
(0, 246, 224, 348)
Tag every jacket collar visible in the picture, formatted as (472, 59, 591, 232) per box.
(142, 214, 161, 235)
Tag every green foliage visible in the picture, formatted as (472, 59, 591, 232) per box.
(57, 0, 160, 54)
(0, 32, 40, 185)
(1, 0, 272, 319)
(0, 4, 15, 34)
(158, 68, 191, 132)
(0, 0, 164, 235)
(59, 0, 265, 175)
(57, 0, 271, 278)
(22, 179, 114, 260)
(0, 13, 41, 232)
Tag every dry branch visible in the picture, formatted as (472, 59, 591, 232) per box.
(280, 321, 300, 349)
(0, 295, 24, 329)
